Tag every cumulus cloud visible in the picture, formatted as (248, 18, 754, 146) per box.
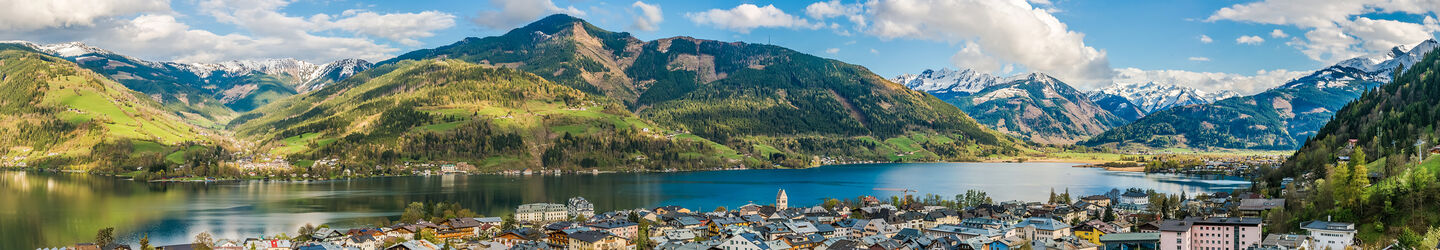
(826, 48, 840, 54)
(0, 0, 169, 31)
(686, 4, 821, 33)
(861, 0, 1112, 88)
(3, 0, 456, 64)
(1113, 67, 1307, 94)
(315, 10, 456, 46)
(1270, 29, 1289, 38)
(1207, 0, 1440, 63)
(630, 1, 663, 31)
(1237, 35, 1265, 45)
(1188, 57, 1210, 61)
(471, 0, 585, 30)
(1200, 34, 1213, 43)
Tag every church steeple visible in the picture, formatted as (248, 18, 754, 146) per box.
(777, 189, 788, 210)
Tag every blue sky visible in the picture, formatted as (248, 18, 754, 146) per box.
(2, 0, 1437, 93)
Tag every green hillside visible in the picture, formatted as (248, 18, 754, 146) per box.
(0, 44, 216, 172)
(234, 59, 755, 171)
(1259, 50, 1440, 248)
(377, 14, 1016, 164)
(1083, 66, 1382, 150)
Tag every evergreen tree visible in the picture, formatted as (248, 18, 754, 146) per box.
(95, 227, 115, 247)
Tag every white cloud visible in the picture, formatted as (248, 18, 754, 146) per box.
(870, 48, 879, 54)
(1270, 29, 1289, 38)
(630, 1, 663, 31)
(826, 48, 840, 54)
(1200, 34, 1213, 44)
(686, 4, 821, 33)
(3, 0, 456, 64)
(471, 0, 585, 30)
(0, 0, 169, 31)
(1207, 0, 1440, 63)
(1237, 35, 1265, 45)
(1188, 57, 1210, 61)
(314, 10, 456, 46)
(1113, 67, 1308, 94)
(861, 0, 1112, 88)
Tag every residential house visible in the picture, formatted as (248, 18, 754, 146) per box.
(717, 233, 772, 250)
(567, 230, 630, 250)
(1237, 199, 1284, 217)
(587, 220, 640, 239)
(1013, 217, 1072, 244)
(1081, 195, 1113, 207)
(1301, 220, 1355, 250)
(1259, 234, 1313, 250)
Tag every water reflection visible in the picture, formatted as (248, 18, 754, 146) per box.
(1, 162, 1249, 249)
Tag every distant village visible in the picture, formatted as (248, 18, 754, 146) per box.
(53, 188, 1356, 250)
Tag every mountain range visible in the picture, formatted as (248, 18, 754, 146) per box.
(893, 69, 1127, 144)
(2, 15, 1018, 171)
(2, 41, 374, 127)
(1084, 39, 1439, 150)
(1087, 82, 1238, 114)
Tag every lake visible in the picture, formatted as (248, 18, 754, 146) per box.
(0, 162, 1250, 249)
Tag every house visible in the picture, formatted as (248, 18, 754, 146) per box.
(1081, 195, 1113, 207)
(1302, 220, 1355, 250)
(246, 239, 293, 250)
(1119, 190, 1149, 207)
(717, 233, 772, 250)
(1259, 234, 1313, 250)
(1013, 217, 1072, 243)
(495, 228, 545, 248)
(567, 230, 630, 250)
(707, 217, 747, 236)
(587, 220, 640, 239)
(311, 228, 345, 242)
(386, 240, 440, 250)
(1237, 199, 1284, 217)
(1098, 233, 1160, 250)
(1074, 220, 1119, 245)
(548, 227, 593, 246)
(213, 240, 243, 250)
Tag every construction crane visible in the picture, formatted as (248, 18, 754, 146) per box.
(873, 188, 916, 196)
(874, 188, 918, 206)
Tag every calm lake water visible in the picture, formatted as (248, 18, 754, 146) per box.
(0, 162, 1250, 249)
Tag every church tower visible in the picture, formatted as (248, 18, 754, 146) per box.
(777, 189, 788, 210)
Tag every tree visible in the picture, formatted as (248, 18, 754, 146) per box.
(140, 233, 153, 250)
(194, 232, 215, 250)
(1349, 147, 1371, 206)
(416, 228, 439, 243)
(400, 202, 427, 223)
(95, 227, 115, 247)
(501, 214, 518, 231)
(1102, 205, 1116, 222)
(634, 219, 652, 249)
(296, 223, 317, 242)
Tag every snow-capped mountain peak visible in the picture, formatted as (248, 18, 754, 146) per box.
(890, 68, 1003, 94)
(1088, 81, 1234, 113)
(298, 58, 374, 92)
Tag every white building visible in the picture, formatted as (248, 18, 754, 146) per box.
(568, 197, 595, 220)
(1302, 220, 1355, 250)
(517, 203, 568, 223)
